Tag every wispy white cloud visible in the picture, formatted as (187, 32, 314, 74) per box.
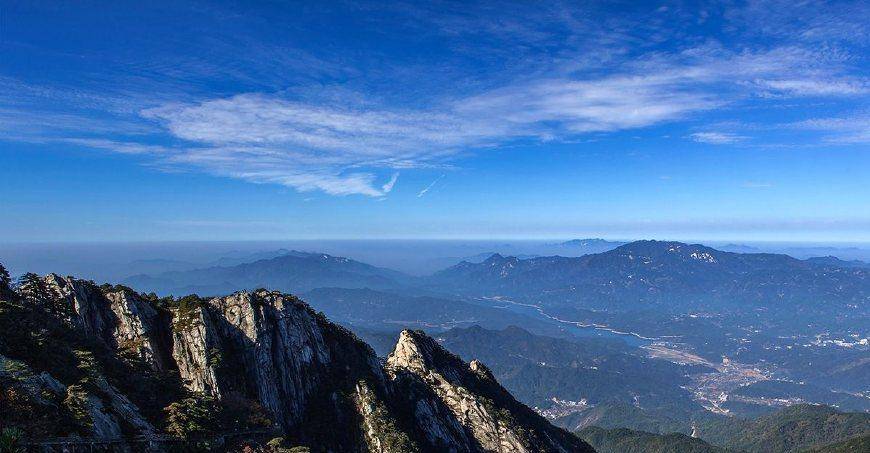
(141, 95, 470, 155)
(381, 172, 399, 193)
(690, 132, 746, 144)
(131, 44, 853, 195)
(753, 78, 869, 97)
(158, 145, 392, 197)
(454, 74, 720, 134)
(5, 38, 864, 197)
(417, 174, 444, 198)
(136, 74, 724, 196)
(61, 138, 175, 155)
(725, 0, 870, 45)
(785, 115, 870, 144)
(137, 94, 488, 196)
(2, 1, 868, 197)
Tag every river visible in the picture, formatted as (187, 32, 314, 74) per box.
(474, 296, 653, 347)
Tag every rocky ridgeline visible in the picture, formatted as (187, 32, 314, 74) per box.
(0, 273, 591, 452)
(387, 330, 587, 452)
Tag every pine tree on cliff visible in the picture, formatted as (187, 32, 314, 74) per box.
(16, 272, 70, 319)
(0, 263, 11, 299)
(17, 272, 47, 302)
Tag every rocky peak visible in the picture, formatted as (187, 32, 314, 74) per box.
(484, 253, 520, 266)
(387, 330, 503, 388)
(387, 329, 592, 453)
(387, 329, 445, 375)
(484, 253, 505, 262)
(171, 289, 387, 435)
(43, 274, 170, 371)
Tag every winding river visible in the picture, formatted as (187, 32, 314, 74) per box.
(475, 296, 654, 346)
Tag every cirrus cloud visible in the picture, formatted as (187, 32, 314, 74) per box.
(2, 2, 868, 197)
(690, 132, 747, 144)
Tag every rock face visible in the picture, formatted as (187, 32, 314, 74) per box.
(1, 273, 591, 452)
(387, 330, 594, 453)
(170, 290, 393, 449)
(171, 304, 221, 395)
(45, 275, 171, 370)
(353, 379, 419, 453)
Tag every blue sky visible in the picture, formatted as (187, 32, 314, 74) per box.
(1, 0, 868, 242)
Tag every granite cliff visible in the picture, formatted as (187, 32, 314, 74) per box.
(0, 268, 591, 452)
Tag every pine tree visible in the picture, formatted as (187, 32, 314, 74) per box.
(16, 273, 69, 319)
(0, 263, 12, 299)
(164, 393, 221, 437)
(16, 273, 46, 303)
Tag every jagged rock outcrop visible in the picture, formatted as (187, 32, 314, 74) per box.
(44, 275, 170, 370)
(387, 330, 594, 453)
(171, 304, 221, 395)
(170, 291, 388, 439)
(2, 271, 591, 452)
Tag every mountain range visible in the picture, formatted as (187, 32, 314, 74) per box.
(119, 241, 870, 321)
(2, 251, 869, 452)
(112, 241, 869, 414)
(428, 240, 870, 315)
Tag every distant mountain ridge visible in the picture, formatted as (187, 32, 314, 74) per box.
(429, 240, 870, 312)
(805, 256, 870, 269)
(559, 238, 628, 249)
(205, 247, 300, 267)
(123, 250, 410, 296)
(122, 241, 870, 312)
